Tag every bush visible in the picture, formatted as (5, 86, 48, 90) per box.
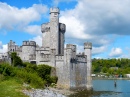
(37, 64, 51, 80)
(10, 52, 23, 67)
(0, 63, 14, 76)
(24, 62, 37, 73)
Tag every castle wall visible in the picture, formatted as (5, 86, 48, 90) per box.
(36, 48, 51, 65)
(69, 55, 87, 89)
(55, 55, 65, 87)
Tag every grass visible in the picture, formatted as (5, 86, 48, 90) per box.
(0, 77, 28, 97)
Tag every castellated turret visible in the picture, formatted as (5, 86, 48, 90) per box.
(8, 40, 16, 52)
(84, 42, 92, 89)
(22, 41, 36, 61)
(84, 42, 92, 49)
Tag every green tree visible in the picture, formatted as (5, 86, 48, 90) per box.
(10, 52, 23, 67)
(102, 67, 108, 73)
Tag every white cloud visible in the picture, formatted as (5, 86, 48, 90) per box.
(59, 0, 130, 56)
(0, 2, 48, 34)
(92, 46, 107, 55)
(109, 48, 123, 57)
(0, 41, 7, 53)
(23, 25, 41, 35)
(30, 36, 42, 46)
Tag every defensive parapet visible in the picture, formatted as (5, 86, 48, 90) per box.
(66, 44, 76, 50)
(50, 7, 60, 14)
(76, 54, 87, 63)
(22, 41, 36, 46)
(84, 42, 92, 49)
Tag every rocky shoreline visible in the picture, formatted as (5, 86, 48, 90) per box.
(23, 87, 74, 97)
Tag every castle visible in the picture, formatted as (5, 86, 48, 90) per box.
(7, 7, 92, 90)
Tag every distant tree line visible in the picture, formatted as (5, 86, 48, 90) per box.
(92, 58, 130, 76)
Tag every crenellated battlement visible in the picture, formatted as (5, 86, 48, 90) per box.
(22, 41, 36, 46)
(66, 44, 76, 53)
(8, 40, 15, 46)
(66, 44, 76, 49)
(84, 42, 92, 49)
(76, 55, 87, 62)
(50, 7, 60, 14)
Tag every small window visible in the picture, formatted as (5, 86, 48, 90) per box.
(54, 13, 57, 15)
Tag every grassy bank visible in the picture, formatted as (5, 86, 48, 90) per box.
(0, 76, 27, 97)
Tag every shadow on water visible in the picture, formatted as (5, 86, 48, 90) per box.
(69, 90, 122, 97)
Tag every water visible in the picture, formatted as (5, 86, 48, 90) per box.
(93, 79, 130, 97)
(69, 79, 130, 97)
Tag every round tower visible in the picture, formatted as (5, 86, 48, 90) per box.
(50, 7, 60, 54)
(84, 42, 93, 90)
(22, 41, 36, 61)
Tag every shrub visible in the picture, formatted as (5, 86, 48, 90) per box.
(10, 52, 23, 67)
(45, 75, 58, 85)
(37, 64, 51, 80)
(24, 62, 37, 73)
(0, 63, 14, 76)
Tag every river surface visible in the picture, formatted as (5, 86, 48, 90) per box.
(69, 79, 130, 97)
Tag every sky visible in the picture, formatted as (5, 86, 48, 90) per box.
(0, 0, 130, 59)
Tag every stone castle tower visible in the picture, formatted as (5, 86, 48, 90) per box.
(7, 7, 92, 90)
(42, 8, 65, 55)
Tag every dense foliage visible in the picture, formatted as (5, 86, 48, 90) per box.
(92, 58, 130, 76)
(11, 52, 23, 67)
(0, 52, 57, 88)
